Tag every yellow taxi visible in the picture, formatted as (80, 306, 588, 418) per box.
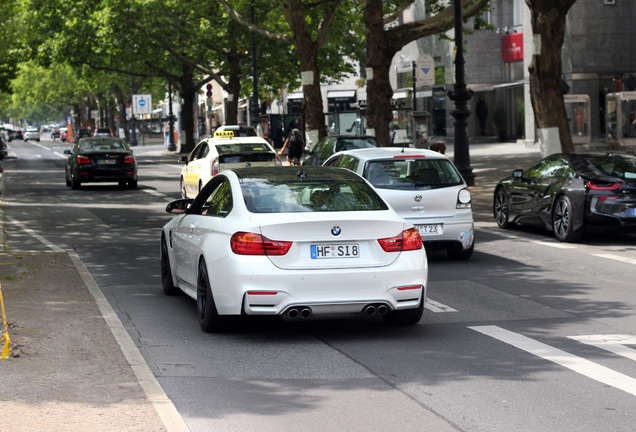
(179, 130, 281, 198)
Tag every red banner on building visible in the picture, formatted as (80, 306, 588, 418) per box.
(502, 33, 523, 63)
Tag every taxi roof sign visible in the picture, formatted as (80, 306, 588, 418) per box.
(214, 130, 234, 138)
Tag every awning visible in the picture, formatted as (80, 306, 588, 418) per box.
(212, 104, 223, 111)
(392, 90, 411, 99)
(327, 90, 357, 101)
(288, 92, 303, 100)
(492, 80, 524, 89)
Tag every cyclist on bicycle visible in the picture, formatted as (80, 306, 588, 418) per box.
(278, 128, 304, 166)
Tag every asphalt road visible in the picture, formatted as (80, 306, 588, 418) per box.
(3, 136, 636, 432)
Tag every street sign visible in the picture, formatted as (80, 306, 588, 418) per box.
(132, 94, 152, 115)
(416, 54, 435, 87)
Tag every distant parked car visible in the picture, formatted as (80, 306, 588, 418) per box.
(94, 127, 113, 137)
(51, 127, 61, 140)
(75, 128, 93, 139)
(60, 127, 68, 142)
(303, 135, 381, 166)
(324, 147, 474, 259)
(24, 127, 40, 141)
(0, 134, 7, 160)
(0, 161, 5, 195)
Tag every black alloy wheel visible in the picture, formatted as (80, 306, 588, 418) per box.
(161, 237, 180, 295)
(494, 188, 512, 229)
(196, 259, 227, 332)
(71, 173, 81, 190)
(552, 195, 582, 242)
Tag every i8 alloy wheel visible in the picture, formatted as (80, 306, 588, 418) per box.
(552, 195, 582, 242)
(494, 188, 512, 229)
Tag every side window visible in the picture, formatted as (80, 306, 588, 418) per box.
(204, 180, 233, 217)
(318, 138, 334, 160)
(199, 143, 210, 159)
(324, 156, 340, 167)
(189, 143, 203, 162)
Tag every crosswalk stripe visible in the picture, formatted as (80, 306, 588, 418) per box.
(469, 325, 636, 397)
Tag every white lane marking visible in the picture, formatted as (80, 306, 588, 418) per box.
(6, 216, 65, 252)
(142, 189, 172, 200)
(569, 335, 636, 362)
(592, 253, 636, 265)
(470, 325, 636, 397)
(28, 141, 68, 159)
(425, 299, 458, 313)
(67, 251, 190, 432)
(529, 240, 576, 249)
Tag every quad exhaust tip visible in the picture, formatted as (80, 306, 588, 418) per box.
(286, 307, 312, 320)
(364, 304, 389, 316)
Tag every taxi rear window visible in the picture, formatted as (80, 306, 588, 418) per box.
(215, 143, 273, 154)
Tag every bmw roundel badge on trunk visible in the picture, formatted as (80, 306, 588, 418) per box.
(331, 226, 341, 236)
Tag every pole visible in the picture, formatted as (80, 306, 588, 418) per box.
(250, 3, 260, 129)
(168, 81, 176, 151)
(129, 73, 138, 146)
(447, 0, 475, 186)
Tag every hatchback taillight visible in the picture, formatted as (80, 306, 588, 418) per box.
(211, 157, 220, 176)
(77, 156, 91, 164)
(378, 228, 422, 252)
(231, 232, 292, 255)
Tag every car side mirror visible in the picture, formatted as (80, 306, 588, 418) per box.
(166, 198, 193, 214)
(178, 156, 188, 164)
(512, 169, 524, 178)
(64, 149, 71, 155)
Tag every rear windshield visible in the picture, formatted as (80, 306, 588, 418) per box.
(365, 158, 464, 190)
(574, 154, 636, 180)
(80, 140, 128, 152)
(216, 142, 273, 154)
(241, 179, 388, 213)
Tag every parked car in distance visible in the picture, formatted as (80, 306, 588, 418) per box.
(0, 134, 7, 160)
(213, 124, 257, 137)
(51, 127, 61, 140)
(493, 152, 636, 242)
(94, 127, 113, 137)
(60, 127, 68, 142)
(64, 137, 137, 189)
(161, 166, 427, 332)
(324, 147, 474, 259)
(24, 126, 40, 141)
(75, 128, 93, 139)
(303, 135, 381, 166)
(179, 130, 281, 198)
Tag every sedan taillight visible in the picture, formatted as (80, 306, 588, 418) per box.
(124, 156, 135, 164)
(231, 232, 292, 255)
(378, 228, 422, 252)
(77, 156, 91, 164)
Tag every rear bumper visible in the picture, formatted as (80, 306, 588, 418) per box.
(407, 213, 474, 250)
(76, 167, 137, 183)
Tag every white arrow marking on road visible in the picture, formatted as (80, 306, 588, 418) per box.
(470, 325, 636, 397)
(529, 240, 576, 249)
(569, 335, 636, 362)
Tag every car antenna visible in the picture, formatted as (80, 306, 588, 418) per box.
(297, 169, 307, 181)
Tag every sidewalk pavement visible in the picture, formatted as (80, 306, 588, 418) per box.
(0, 135, 620, 431)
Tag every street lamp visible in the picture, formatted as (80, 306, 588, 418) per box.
(447, 0, 475, 186)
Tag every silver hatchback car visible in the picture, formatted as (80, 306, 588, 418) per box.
(324, 147, 474, 259)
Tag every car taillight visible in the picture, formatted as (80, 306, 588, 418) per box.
(378, 228, 422, 252)
(585, 180, 622, 191)
(211, 157, 220, 176)
(457, 188, 472, 209)
(77, 156, 91, 164)
(230, 232, 292, 255)
(124, 156, 135, 164)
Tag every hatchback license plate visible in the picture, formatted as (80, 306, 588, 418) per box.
(311, 244, 359, 259)
(98, 159, 117, 165)
(416, 224, 442, 235)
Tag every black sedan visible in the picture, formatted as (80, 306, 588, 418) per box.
(493, 152, 636, 242)
(64, 137, 137, 189)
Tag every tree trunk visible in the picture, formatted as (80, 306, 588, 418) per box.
(527, 0, 577, 154)
(113, 84, 126, 139)
(364, 0, 394, 146)
(225, 54, 242, 125)
(281, 0, 326, 147)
